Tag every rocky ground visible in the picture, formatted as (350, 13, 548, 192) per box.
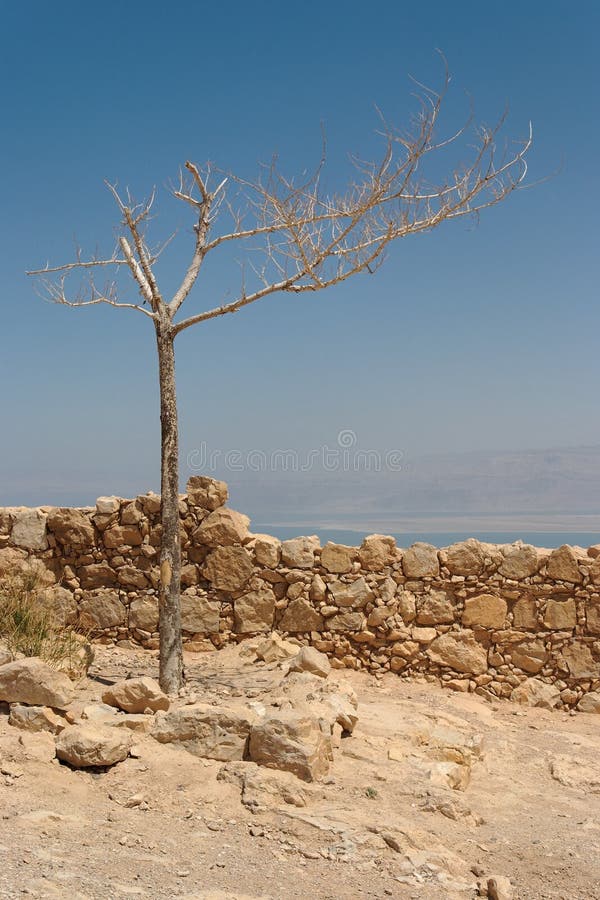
(1, 643, 600, 900)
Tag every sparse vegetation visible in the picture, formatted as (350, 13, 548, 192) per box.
(0, 572, 92, 677)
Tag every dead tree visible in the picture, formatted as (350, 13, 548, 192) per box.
(28, 69, 532, 693)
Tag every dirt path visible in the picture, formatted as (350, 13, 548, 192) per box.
(1, 645, 599, 900)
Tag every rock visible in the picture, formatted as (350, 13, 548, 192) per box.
(55, 724, 132, 767)
(328, 577, 373, 608)
(120, 501, 143, 525)
(80, 702, 119, 723)
(9, 704, 66, 734)
(234, 586, 276, 633)
(180, 592, 220, 633)
(586, 602, 600, 634)
(38, 585, 78, 626)
(186, 476, 229, 511)
(79, 590, 125, 629)
(274, 672, 359, 734)
(0, 658, 75, 708)
(511, 678, 560, 708)
(358, 534, 397, 570)
(103, 524, 143, 548)
(47, 508, 95, 550)
(0, 648, 11, 666)
(117, 565, 149, 589)
(512, 597, 538, 629)
(560, 642, 599, 679)
(320, 542, 355, 574)
(249, 710, 332, 782)
(129, 597, 159, 632)
(0, 546, 27, 577)
(193, 508, 250, 547)
(547, 545, 583, 583)
(397, 590, 417, 622)
(309, 574, 327, 601)
(279, 598, 324, 632)
(402, 543, 440, 578)
(543, 598, 577, 630)
(102, 676, 170, 714)
(79, 562, 117, 589)
(280, 536, 321, 569)
(462, 594, 507, 629)
(203, 546, 254, 591)
(443, 539, 486, 576)
(417, 590, 455, 625)
(426, 631, 488, 675)
(509, 641, 548, 674)
(255, 633, 298, 663)
(11, 509, 48, 551)
(550, 755, 600, 791)
(95, 496, 120, 515)
(18, 731, 57, 762)
(328, 610, 365, 632)
(499, 545, 540, 580)
(287, 646, 331, 679)
(253, 534, 281, 568)
(487, 876, 513, 900)
(151, 704, 255, 760)
(577, 691, 600, 713)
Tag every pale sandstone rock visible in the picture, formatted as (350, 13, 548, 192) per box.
(0, 546, 27, 577)
(280, 536, 321, 569)
(55, 724, 132, 767)
(577, 691, 600, 713)
(320, 542, 355, 574)
(499, 544, 540, 580)
(47, 508, 95, 550)
(18, 731, 56, 762)
(79, 590, 125, 629)
(286, 646, 331, 679)
(309, 574, 327, 602)
(279, 598, 324, 632)
(328, 611, 365, 632)
(120, 501, 143, 525)
(193, 508, 250, 547)
(590, 557, 600, 586)
(443, 538, 486, 576)
(95, 496, 120, 515)
(103, 524, 143, 548)
(9, 704, 66, 734)
(11, 509, 48, 551)
(0, 647, 11, 666)
(253, 534, 281, 568)
(402, 542, 440, 578)
(511, 678, 560, 708)
(417, 590, 455, 625)
(79, 562, 117, 589)
(102, 676, 169, 714)
(487, 875, 514, 900)
(328, 577, 373, 608)
(397, 590, 417, 622)
(249, 710, 332, 782)
(186, 476, 228, 511)
(543, 598, 577, 630)
(512, 597, 538, 629)
(560, 643, 599, 679)
(426, 631, 488, 675)
(462, 594, 507, 629)
(217, 761, 312, 810)
(509, 641, 548, 674)
(117, 566, 149, 589)
(129, 597, 159, 632)
(234, 586, 275, 633)
(152, 704, 255, 760)
(255, 633, 298, 663)
(38, 585, 78, 626)
(358, 534, 397, 570)
(181, 592, 220, 633)
(547, 545, 583, 583)
(0, 658, 74, 708)
(586, 602, 600, 634)
(274, 672, 359, 735)
(203, 545, 254, 591)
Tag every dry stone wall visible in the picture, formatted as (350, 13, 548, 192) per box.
(2, 476, 600, 710)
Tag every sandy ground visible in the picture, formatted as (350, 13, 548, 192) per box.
(1, 644, 600, 900)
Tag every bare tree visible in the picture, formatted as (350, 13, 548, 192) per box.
(28, 69, 531, 694)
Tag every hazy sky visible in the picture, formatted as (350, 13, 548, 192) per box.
(1, 1, 598, 515)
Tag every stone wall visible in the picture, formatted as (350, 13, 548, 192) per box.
(2, 476, 600, 710)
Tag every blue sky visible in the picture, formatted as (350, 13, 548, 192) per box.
(1, 1, 599, 523)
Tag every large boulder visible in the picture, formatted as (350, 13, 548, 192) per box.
(180, 592, 220, 633)
(249, 711, 332, 782)
(577, 692, 600, 714)
(279, 599, 324, 633)
(547, 545, 583, 584)
(0, 658, 74, 708)
(193, 508, 250, 548)
(417, 590, 456, 625)
(462, 594, 507, 629)
(358, 534, 397, 571)
(511, 678, 560, 709)
(402, 543, 440, 578)
(559, 643, 599, 679)
(328, 577, 373, 609)
(543, 598, 577, 630)
(55, 724, 132, 767)
(47, 508, 95, 550)
(11, 509, 48, 551)
(8, 704, 66, 734)
(186, 476, 228, 511)
(129, 597, 159, 632)
(253, 534, 281, 569)
(79, 590, 126, 629)
(499, 545, 540, 580)
(102, 676, 170, 714)
(203, 546, 254, 591)
(234, 586, 275, 633)
(443, 539, 486, 576)
(274, 672, 359, 735)
(509, 641, 548, 674)
(280, 536, 320, 569)
(151, 704, 255, 760)
(426, 631, 488, 675)
(320, 543, 355, 574)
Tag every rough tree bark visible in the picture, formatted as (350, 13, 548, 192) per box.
(28, 65, 532, 693)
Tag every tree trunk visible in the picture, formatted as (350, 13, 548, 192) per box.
(155, 320, 183, 693)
